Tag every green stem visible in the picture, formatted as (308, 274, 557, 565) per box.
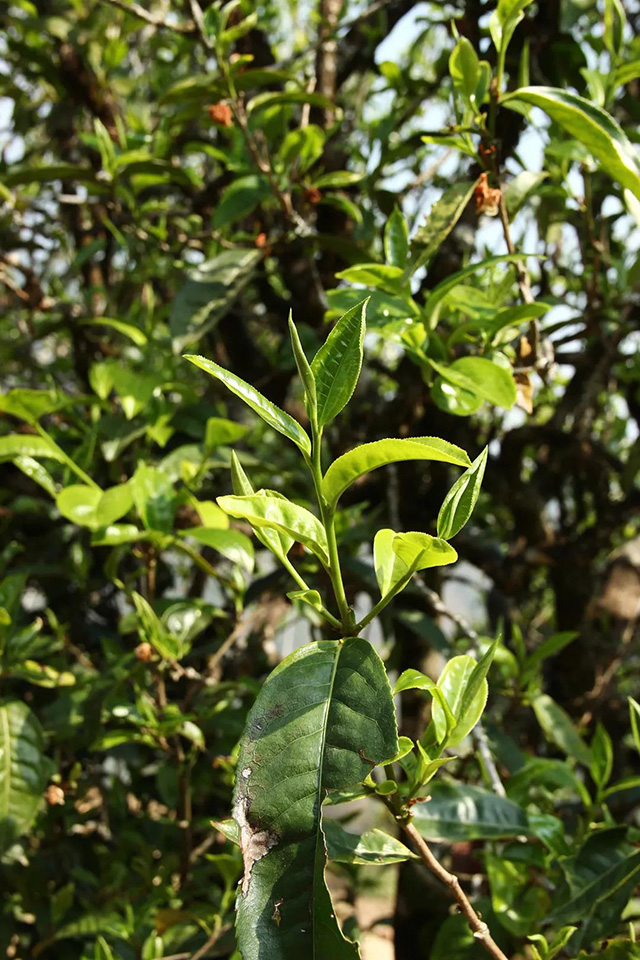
(280, 554, 342, 631)
(35, 422, 100, 489)
(355, 572, 413, 633)
(307, 423, 353, 633)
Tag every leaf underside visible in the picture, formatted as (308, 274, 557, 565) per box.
(233, 637, 399, 960)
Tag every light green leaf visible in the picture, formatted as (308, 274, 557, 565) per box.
(323, 437, 470, 509)
(450, 36, 480, 102)
(92, 524, 142, 546)
(213, 175, 271, 229)
(181, 527, 254, 572)
(311, 299, 367, 426)
(185, 354, 311, 455)
(374, 528, 404, 596)
(279, 124, 325, 173)
(591, 722, 613, 790)
(80, 317, 147, 346)
(9, 661, 75, 688)
(429, 356, 517, 409)
(336, 264, 403, 292)
(312, 170, 364, 189)
(217, 493, 328, 565)
(391, 532, 458, 573)
(131, 464, 176, 533)
(96, 483, 134, 526)
(234, 637, 398, 960)
(286, 589, 324, 612)
(432, 654, 489, 746)
(532, 694, 592, 766)
(502, 87, 640, 201)
(490, 0, 535, 57)
(413, 783, 531, 841)
(437, 447, 488, 539)
(423, 253, 539, 324)
(288, 313, 317, 416)
(204, 417, 249, 449)
(0, 434, 66, 462)
(193, 499, 229, 529)
(0, 700, 50, 852)
(323, 821, 417, 865)
(12, 456, 57, 496)
(384, 207, 409, 268)
(56, 485, 103, 529)
(629, 697, 640, 755)
(230, 454, 293, 559)
(431, 378, 483, 417)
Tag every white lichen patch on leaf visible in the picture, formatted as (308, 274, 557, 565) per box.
(234, 796, 278, 897)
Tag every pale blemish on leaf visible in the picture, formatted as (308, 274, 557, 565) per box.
(234, 796, 278, 897)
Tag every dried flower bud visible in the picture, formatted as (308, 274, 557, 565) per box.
(304, 186, 321, 205)
(255, 232, 268, 248)
(45, 784, 65, 806)
(474, 172, 501, 217)
(135, 641, 153, 662)
(208, 102, 233, 128)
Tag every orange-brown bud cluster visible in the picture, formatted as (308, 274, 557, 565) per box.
(208, 102, 233, 127)
(475, 172, 501, 217)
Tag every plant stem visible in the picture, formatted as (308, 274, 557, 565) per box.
(308, 425, 353, 633)
(280, 554, 342, 630)
(355, 571, 412, 632)
(401, 820, 510, 960)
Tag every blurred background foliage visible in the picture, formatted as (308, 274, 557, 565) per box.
(1, 0, 640, 957)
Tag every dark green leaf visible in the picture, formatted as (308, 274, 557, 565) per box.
(384, 207, 409, 268)
(0, 700, 50, 852)
(413, 783, 531, 841)
(213, 175, 271, 229)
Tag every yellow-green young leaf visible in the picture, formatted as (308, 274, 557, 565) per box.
(0, 700, 50, 852)
(184, 354, 311, 455)
(234, 637, 397, 960)
(392, 533, 458, 573)
(394, 669, 456, 732)
(204, 417, 248, 449)
(193, 499, 229, 529)
(384, 207, 409, 268)
(438, 446, 488, 540)
(604, 0, 626, 57)
(336, 264, 403, 292)
(9, 661, 75, 688)
(312, 170, 364, 188)
(430, 357, 517, 409)
(181, 527, 255, 572)
(230, 453, 294, 561)
(423, 253, 539, 324)
(57, 485, 103, 529)
(323, 437, 470, 509)
(278, 124, 325, 173)
(96, 483, 134, 526)
(489, 0, 535, 55)
(431, 378, 483, 417)
(591, 722, 613, 789)
(287, 588, 324, 612)
(629, 697, 640, 755)
(218, 493, 329, 565)
(432, 655, 489, 746)
(92, 524, 143, 546)
(374, 528, 406, 596)
(288, 313, 317, 414)
(311, 299, 367, 426)
(502, 87, 640, 201)
(450, 36, 480, 102)
(80, 317, 147, 346)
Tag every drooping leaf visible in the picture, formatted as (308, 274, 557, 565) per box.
(437, 447, 488, 540)
(80, 317, 148, 346)
(171, 249, 261, 351)
(503, 87, 640, 201)
(217, 493, 328, 564)
(412, 783, 532, 842)
(0, 435, 66, 462)
(532, 694, 592, 766)
(311, 299, 367, 427)
(56, 485, 103, 529)
(391, 533, 458, 573)
(551, 829, 640, 924)
(234, 637, 398, 960)
(411, 180, 478, 272)
(185, 354, 311, 455)
(12, 456, 57, 496)
(323, 437, 470, 509)
(0, 700, 50, 852)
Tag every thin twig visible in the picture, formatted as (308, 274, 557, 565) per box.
(101, 0, 196, 33)
(497, 192, 540, 363)
(402, 821, 510, 960)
